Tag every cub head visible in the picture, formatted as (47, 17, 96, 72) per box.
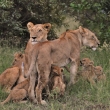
(79, 26, 100, 51)
(12, 52, 24, 66)
(51, 65, 64, 76)
(51, 65, 65, 96)
(94, 66, 103, 75)
(94, 66, 106, 81)
(80, 58, 94, 67)
(27, 22, 51, 44)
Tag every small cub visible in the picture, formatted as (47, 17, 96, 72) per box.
(94, 66, 106, 81)
(79, 58, 97, 85)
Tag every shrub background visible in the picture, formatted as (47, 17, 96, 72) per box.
(0, 0, 110, 47)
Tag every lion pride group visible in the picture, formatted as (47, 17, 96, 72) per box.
(0, 22, 105, 105)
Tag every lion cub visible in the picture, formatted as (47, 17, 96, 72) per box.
(0, 66, 20, 93)
(79, 58, 97, 85)
(1, 66, 65, 104)
(0, 52, 26, 93)
(12, 52, 26, 84)
(94, 66, 106, 81)
(49, 65, 66, 96)
(1, 79, 29, 105)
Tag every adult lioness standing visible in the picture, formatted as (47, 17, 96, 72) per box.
(24, 22, 51, 76)
(23, 22, 51, 103)
(26, 26, 100, 105)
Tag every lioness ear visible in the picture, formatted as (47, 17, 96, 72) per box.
(79, 26, 86, 34)
(43, 23, 51, 32)
(27, 22, 34, 31)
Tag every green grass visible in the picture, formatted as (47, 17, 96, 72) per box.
(0, 47, 110, 110)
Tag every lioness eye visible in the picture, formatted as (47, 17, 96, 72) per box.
(92, 36, 95, 40)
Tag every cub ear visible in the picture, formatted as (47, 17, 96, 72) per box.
(79, 26, 86, 34)
(43, 23, 51, 32)
(27, 22, 34, 31)
(88, 61, 94, 66)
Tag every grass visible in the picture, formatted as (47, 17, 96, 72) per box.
(0, 46, 110, 110)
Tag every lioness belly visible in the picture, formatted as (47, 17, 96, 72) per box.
(53, 58, 71, 67)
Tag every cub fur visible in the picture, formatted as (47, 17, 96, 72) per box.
(1, 66, 65, 104)
(0, 52, 25, 93)
(0, 67, 20, 93)
(12, 52, 26, 84)
(49, 66, 66, 96)
(94, 66, 106, 81)
(79, 58, 97, 85)
(1, 79, 29, 105)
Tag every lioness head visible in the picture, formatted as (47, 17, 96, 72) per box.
(80, 58, 94, 67)
(12, 52, 24, 66)
(27, 22, 51, 44)
(79, 26, 100, 51)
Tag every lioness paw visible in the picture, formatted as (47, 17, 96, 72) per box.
(41, 100, 48, 106)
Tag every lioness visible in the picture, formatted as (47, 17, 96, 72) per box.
(79, 58, 97, 84)
(0, 22, 51, 93)
(25, 26, 100, 104)
(13, 22, 51, 84)
(1, 66, 65, 105)
(24, 22, 51, 77)
(23, 22, 51, 103)
(94, 66, 106, 81)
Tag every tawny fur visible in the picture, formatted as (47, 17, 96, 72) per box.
(0, 67, 20, 93)
(1, 66, 65, 104)
(79, 58, 97, 85)
(1, 79, 29, 105)
(94, 66, 106, 81)
(23, 22, 52, 104)
(0, 22, 51, 93)
(49, 66, 66, 96)
(24, 22, 51, 77)
(12, 52, 26, 84)
(0, 52, 25, 93)
(25, 26, 100, 104)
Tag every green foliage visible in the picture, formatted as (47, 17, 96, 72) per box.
(0, 0, 69, 47)
(70, 0, 110, 44)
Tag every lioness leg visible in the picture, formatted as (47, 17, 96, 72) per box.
(69, 60, 79, 85)
(36, 67, 50, 105)
(28, 70, 37, 103)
